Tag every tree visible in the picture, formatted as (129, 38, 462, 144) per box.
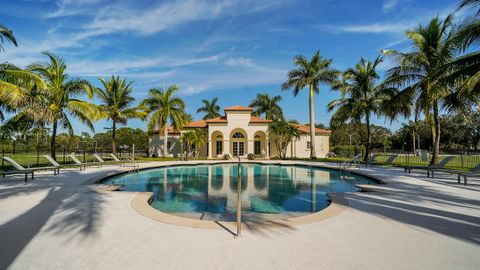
(269, 121, 299, 159)
(282, 50, 339, 159)
(141, 84, 188, 157)
(249, 93, 283, 120)
(180, 128, 207, 158)
(383, 15, 480, 164)
(196, 97, 221, 120)
(328, 56, 396, 161)
(25, 52, 99, 160)
(95, 76, 147, 154)
(0, 24, 17, 53)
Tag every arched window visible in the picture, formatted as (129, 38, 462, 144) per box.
(232, 132, 245, 138)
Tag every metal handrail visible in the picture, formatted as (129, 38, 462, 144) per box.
(340, 154, 361, 170)
(236, 156, 242, 237)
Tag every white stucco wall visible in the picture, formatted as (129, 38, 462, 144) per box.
(148, 110, 330, 159)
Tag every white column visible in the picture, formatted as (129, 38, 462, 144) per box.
(223, 139, 229, 157)
(247, 139, 254, 156)
(266, 135, 271, 159)
(208, 139, 212, 159)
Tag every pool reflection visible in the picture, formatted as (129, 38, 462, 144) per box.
(108, 164, 375, 219)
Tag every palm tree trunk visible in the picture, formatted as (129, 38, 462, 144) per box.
(50, 119, 58, 160)
(364, 116, 371, 162)
(308, 84, 316, 159)
(112, 121, 117, 155)
(163, 124, 168, 157)
(430, 102, 441, 165)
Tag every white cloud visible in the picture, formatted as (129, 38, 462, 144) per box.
(331, 22, 413, 34)
(382, 0, 398, 13)
(225, 57, 255, 67)
(83, 0, 285, 36)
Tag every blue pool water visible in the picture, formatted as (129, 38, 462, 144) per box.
(104, 163, 377, 220)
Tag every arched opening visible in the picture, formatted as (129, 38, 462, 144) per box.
(229, 129, 247, 157)
(253, 131, 267, 158)
(210, 131, 224, 157)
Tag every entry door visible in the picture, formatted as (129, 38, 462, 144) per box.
(238, 142, 244, 156)
(233, 142, 238, 157)
(232, 142, 244, 157)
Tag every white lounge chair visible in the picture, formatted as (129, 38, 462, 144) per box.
(110, 153, 139, 171)
(67, 153, 101, 171)
(1, 157, 57, 181)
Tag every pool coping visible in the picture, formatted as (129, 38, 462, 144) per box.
(89, 160, 385, 229)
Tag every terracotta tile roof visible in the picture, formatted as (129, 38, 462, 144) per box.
(205, 116, 228, 123)
(224, 105, 254, 111)
(250, 115, 271, 123)
(183, 120, 207, 128)
(290, 124, 331, 135)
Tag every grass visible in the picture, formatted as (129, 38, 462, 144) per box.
(1, 152, 478, 172)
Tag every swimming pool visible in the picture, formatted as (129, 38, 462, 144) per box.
(103, 163, 377, 221)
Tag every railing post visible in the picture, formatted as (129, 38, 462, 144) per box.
(236, 156, 242, 237)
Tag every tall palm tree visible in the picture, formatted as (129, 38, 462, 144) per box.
(95, 76, 147, 154)
(0, 24, 17, 53)
(282, 50, 339, 159)
(249, 93, 284, 120)
(383, 15, 480, 165)
(25, 51, 98, 159)
(327, 56, 396, 161)
(141, 84, 188, 157)
(196, 97, 221, 120)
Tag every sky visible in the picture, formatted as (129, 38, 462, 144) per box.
(0, 0, 466, 135)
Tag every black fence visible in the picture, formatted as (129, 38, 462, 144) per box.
(0, 146, 148, 171)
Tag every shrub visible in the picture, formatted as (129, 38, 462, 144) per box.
(247, 153, 255, 160)
(331, 145, 365, 157)
(223, 153, 231, 160)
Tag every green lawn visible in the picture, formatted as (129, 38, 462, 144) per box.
(2, 152, 478, 172)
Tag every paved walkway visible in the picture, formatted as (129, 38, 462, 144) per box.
(0, 161, 479, 270)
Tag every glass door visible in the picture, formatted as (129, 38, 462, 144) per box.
(233, 142, 238, 157)
(238, 142, 244, 156)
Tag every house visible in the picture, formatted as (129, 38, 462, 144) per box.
(148, 105, 331, 159)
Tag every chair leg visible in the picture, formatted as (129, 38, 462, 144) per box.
(24, 173, 27, 182)
(464, 175, 467, 186)
(458, 174, 461, 184)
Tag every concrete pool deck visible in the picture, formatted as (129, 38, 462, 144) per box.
(0, 160, 479, 270)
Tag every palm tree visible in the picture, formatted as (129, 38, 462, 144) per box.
(26, 51, 98, 159)
(269, 120, 300, 159)
(328, 56, 396, 161)
(180, 128, 207, 158)
(95, 76, 147, 154)
(196, 97, 221, 120)
(141, 84, 188, 157)
(0, 24, 17, 52)
(282, 50, 339, 159)
(383, 15, 480, 165)
(249, 93, 284, 120)
(459, 0, 480, 14)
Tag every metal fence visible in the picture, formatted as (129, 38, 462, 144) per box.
(0, 147, 148, 171)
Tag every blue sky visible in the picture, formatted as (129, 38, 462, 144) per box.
(0, 0, 463, 135)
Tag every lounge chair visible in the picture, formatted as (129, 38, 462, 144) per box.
(110, 153, 140, 170)
(373, 154, 397, 167)
(457, 164, 480, 185)
(365, 154, 378, 167)
(403, 156, 455, 176)
(1, 157, 57, 181)
(42, 155, 63, 175)
(67, 153, 101, 171)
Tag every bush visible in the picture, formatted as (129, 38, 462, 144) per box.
(223, 153, 231, 160)
(331, 145, 365, 157)
(247, 153, 255, 160)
